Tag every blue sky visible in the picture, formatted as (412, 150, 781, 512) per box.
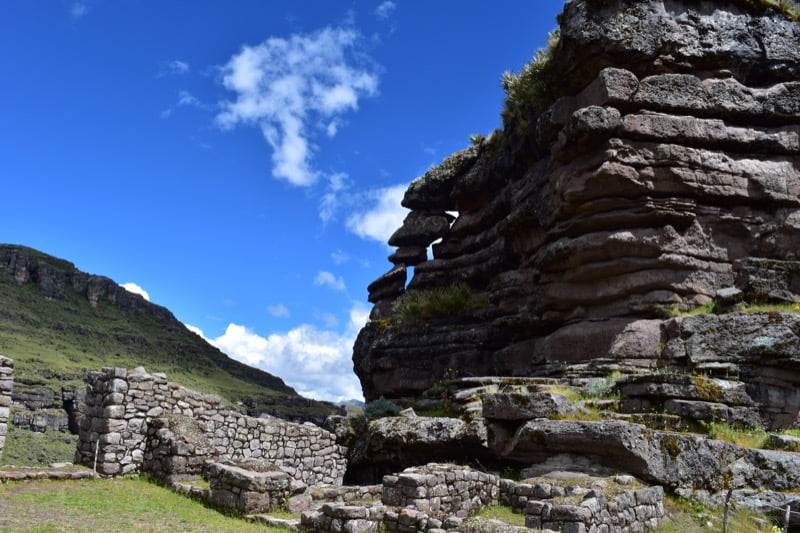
(0, 1, 564, 402)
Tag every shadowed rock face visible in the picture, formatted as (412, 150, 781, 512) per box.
(354, 0, 800, 401)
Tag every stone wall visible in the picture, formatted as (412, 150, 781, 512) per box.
(75, 367, 346, 484)
(0, 356, 12, 461)
(382, 463, 500, 517)
(302, 463, 664, 533)
(204, 461, 307, 514)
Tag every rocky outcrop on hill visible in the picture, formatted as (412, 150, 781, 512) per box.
(0, 245, 174, 321)
(354, 0, 800, 408)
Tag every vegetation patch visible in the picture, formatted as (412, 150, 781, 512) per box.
(657, 494, 779, 533)
(1, 424, 78, 467)
(500, 28, 560, 133)
(0, 477, 285, 532)
(474, 505, 526, 527)
(700, 421, 770, 449)
(364, 396, 402, 419)
(394, 283, 488, 324)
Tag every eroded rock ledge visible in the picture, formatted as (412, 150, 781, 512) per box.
(354, 0, 800, 409)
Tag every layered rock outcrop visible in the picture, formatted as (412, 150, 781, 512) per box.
(354, 0, 800, 405)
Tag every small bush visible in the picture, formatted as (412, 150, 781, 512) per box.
(500, 28, 560, 133)
(394, 283, 488, 324)
(364, 396, 401, 419)
(581, 377, 613, 399)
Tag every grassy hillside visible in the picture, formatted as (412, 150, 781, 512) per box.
(0, 245, 339, 420)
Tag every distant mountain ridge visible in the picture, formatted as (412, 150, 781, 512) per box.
(0, 244, 340, 422)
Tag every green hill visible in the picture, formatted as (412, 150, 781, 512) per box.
(0, 244, 339, 422)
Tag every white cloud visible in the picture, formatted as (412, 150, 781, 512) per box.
(120, 282, 150, 302)
(166, 60, 189, 75)
(319, 172, 351, 223)
(191, 303, 370, 402)
(331, 249, 349, 264)
(375, 1, 396, 18)
(185, 324, 205, 337)
(161, 90, 205, 118)
(346, 184, 408, 243)
(70, 2, 88, 19)
(178, 90, 201, 107)
(216, 26, 379, 187)
(267, 304, 291, 317)
(314, 270, 347, 292)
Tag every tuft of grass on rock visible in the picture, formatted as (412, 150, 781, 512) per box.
(500, 28, 560, 133)
(394, 283, 488, 325)
(700, 421, 769, 449)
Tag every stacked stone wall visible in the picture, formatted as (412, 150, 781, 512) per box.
(0, 356, 12, 461)
(382, 463, 500, 517)
(302, 464, 664, 533)
(76, 367, 345, 484)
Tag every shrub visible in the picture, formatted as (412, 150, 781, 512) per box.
(364, 396, 401, 419)
(393, 283, 489, 324)
(500, 28, 560, 133)
(581, 377, 613, 398)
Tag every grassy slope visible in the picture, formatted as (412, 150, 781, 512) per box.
(0, 245, 337, 420)
(0, 477, 286, 532)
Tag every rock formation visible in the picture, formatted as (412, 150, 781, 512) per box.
(354, 0, 800, 416)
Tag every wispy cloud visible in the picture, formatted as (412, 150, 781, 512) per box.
(331, 249, 349, 265)
(216, 26, 379, 187)
(161, 90, 206, 118)
(70, 2, 88, 19)
(374, 1, 396, 19)
(120, 282, 150, 302)
(186, 303, 370, 402)
(267, 304, 290, 317)
(346, 184, 408, 244)
(314, 270, 347, 292)
(163, 59, 190, 76)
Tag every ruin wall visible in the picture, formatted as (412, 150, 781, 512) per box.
(75, 367, 345, 484)
(0, 355, 12, 461)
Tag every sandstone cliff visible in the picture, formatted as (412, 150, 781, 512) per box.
(354, 0, 800, 416)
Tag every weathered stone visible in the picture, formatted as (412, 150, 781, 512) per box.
(388, 211, 454, 248)
(388, 247, 428, 267)
(481, 392, 574, 421)
(367, 265, 407, 304)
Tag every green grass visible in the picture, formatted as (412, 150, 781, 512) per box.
(666, 301, 800, 318)
(0, 477, 286, 532)
(1, 424, 78, 466)
(741, 302, 800, 314)
(0, 246, 337, 420)
(701, 421, 770, 449)
(656, 495, 778, 533)
(666, 301, 716, 317)
(474, 505, 526, 527)
(393, 283, 488, 324)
